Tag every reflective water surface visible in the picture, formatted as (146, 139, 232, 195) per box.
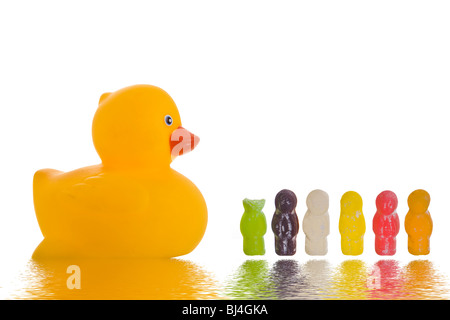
(0, 257, 449, 299)
(2, 258, 222, 299)
(225, 259, 450, 300)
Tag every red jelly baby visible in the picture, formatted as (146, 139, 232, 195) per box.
(372, 190, 400, 256)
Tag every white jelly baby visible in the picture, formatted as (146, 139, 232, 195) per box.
(302, 189, 330, 256)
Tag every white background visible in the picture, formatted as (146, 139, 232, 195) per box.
(1, 0, 450, 288)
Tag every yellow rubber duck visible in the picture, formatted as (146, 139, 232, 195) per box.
(33, 84, 208, 258)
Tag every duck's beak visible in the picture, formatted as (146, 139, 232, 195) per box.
(170, 126, 200, 159)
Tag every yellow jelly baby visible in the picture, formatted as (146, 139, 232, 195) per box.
(339, 191, 366, 255)
(33, 84, 208, 258)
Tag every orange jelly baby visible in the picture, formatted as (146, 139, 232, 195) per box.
(33, 85, 208, 258)
(405, 189, 433, 255)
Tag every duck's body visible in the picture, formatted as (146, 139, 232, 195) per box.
(33, 85, 207, 258)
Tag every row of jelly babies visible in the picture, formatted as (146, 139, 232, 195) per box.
(240, 189, 432, 256)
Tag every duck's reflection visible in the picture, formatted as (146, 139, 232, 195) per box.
(9, 258, 221, 300)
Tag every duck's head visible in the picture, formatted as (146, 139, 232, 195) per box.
(92, 84, 199, 169)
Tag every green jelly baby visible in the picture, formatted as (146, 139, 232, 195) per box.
(240, 199, 267, 255)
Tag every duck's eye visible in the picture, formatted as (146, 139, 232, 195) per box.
(164, 115, 173, 126)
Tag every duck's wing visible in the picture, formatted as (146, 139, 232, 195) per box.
(63, 173, 149, 214)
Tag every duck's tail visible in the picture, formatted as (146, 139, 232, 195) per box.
(33, 169, 63, 233)
(33, 168, 62, 193)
